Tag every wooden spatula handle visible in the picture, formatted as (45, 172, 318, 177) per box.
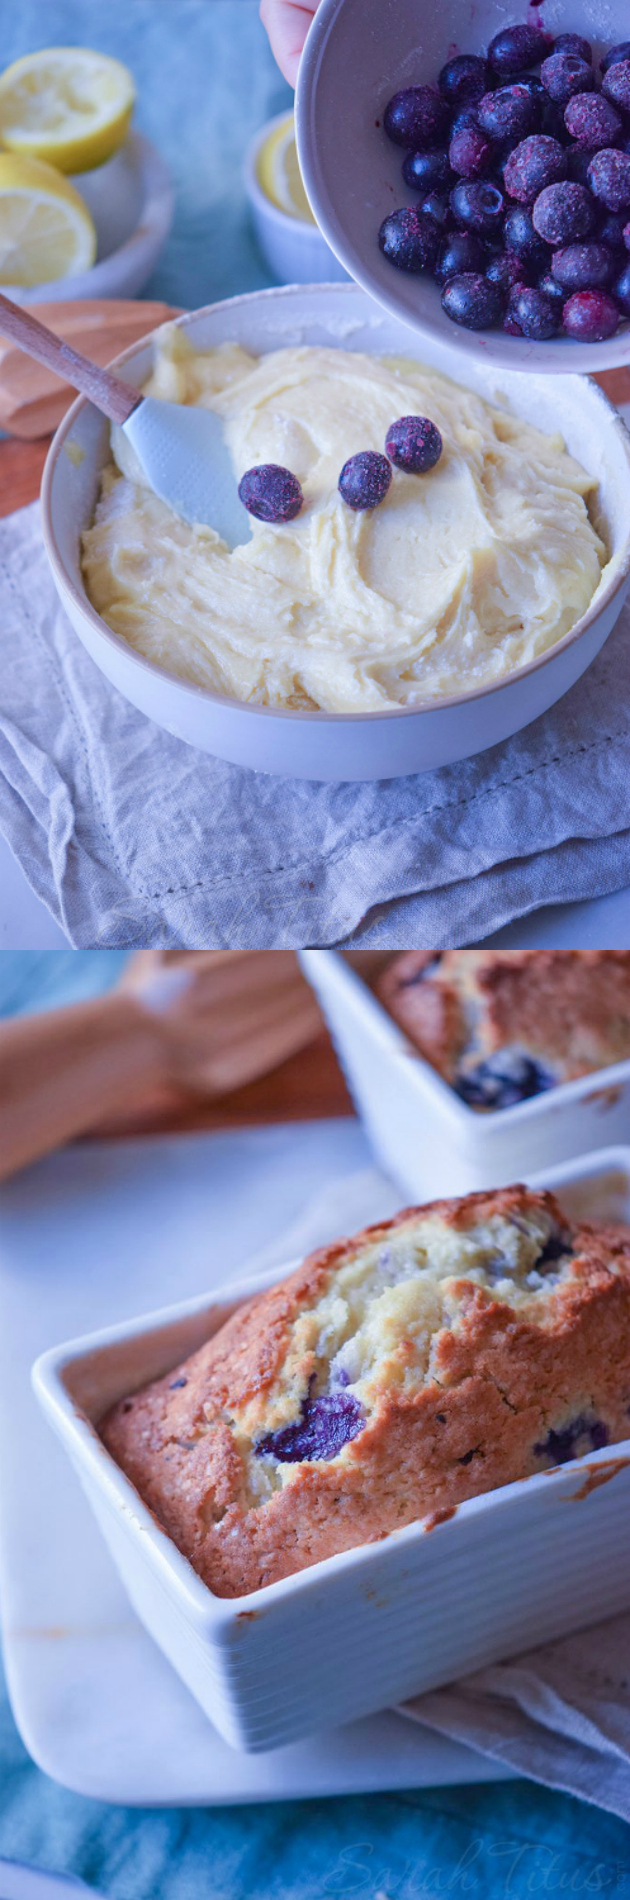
(0, 290, 141, 423)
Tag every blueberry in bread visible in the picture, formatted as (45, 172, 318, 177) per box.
(376, 950, 630, 1110)
(101, 1186, 630, 1597)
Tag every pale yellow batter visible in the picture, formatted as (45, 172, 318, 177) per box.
(81, 324, 608, 713)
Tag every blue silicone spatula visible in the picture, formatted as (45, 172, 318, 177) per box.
(0, 290, 251, 548)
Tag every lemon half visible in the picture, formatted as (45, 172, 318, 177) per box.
(0, 153, 96, 285)
(0, 46, 135, 174)
(257, 113, 316, 222)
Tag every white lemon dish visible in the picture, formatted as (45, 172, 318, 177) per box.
(245, 110, 349, 284)
(296, 0, 630, 374)
(42, 283, 630, 781)
(0, 153, 97, 286)
(1, 131, 173, 305)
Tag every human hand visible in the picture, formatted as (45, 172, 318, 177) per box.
(117, 951, 323, 1097)
(260, 0, 318, 85)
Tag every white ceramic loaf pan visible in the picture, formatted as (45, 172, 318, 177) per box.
(41, 283, 630, 781)
(33, 1147, 630, 1754)
(301, 950, 630, 1200)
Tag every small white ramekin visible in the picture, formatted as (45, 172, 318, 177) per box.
(33, 1147, 630, 1754)
(244, 113, 350, 284)
(41, 282, 630, 782)
(301, 950, 630, 1199)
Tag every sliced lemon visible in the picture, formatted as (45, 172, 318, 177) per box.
(0, 46, 135, 174)
(0, 153, 96, 285)
(257, 112, 316, 223)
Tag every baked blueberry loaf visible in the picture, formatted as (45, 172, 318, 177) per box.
(376, 950, 630, 1109)
(101, 1186, 630, 1597)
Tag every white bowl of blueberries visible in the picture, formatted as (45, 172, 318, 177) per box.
(296, 0, 630, 369)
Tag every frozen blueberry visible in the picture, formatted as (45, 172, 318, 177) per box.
(434, 229, 486, 283)
(441, 272, 503, 330)
(456, 1051, 554, 1109)
(256, 1389, 365, 1463)
(553, 33, 592, 65)
(544, 101, 573, 144)
(477, 84, 538, 143)
(538, 269, 566, 312)
(565, 93, 623, 149)
(504, 134, 568, 202)
(601, 41, 630, 76)
(385, 414, 442, 472)
(532, 181, 595, 244)
(169, 1376, 188, 1390)
(540, 52, 595, 105)
(448, 123, 492, 178)
(521, 75, 547, 102)
(488, 24, 546, 78)
(486, 251, 528, 297)
(450, 104, 481, 136)
(506, 284, 559, 337)
(625, 221, 630, 250)
(534, 1413, 608, 1466)
(613, 262, 630, 314)
(587, 149, 630, 211)
(598, 210, 627, 249)
(417, 191, 450, 229)
(384, 86, 449, 149)
(438, 53, 488, 108)
(450, 179, 504, 235)
(338, 451, 392, 510)
(504, 204, 550, 271)
(602, 59, 630, 115)
(551, 241, 616, 291)
(402, 147, 452, 193)
(567, 144, 599, 185)
(562, 289, 621, 340)
(378, 206, 439, 270)
(238, 464, 303, 522)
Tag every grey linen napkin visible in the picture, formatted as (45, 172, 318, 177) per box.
(1, 500, 630, 949)
(242, 1166, 630, 1823)
(401, 1618, 630, 1823)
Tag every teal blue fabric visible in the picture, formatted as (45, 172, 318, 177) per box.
(1, 944, 630, 1886)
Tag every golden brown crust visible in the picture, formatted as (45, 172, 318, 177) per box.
(101, 1186, 630, 1599)
(377, 950, 630, 1086)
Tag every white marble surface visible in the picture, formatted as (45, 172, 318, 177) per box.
(0, 1120, 509, 1804)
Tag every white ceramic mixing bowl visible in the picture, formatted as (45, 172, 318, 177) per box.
(41, 282, 630, 782)
(296, 0, 630, 374)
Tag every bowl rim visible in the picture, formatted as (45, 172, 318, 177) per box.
(295, 0, 630, 377)
(41, 280, 630, 727)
